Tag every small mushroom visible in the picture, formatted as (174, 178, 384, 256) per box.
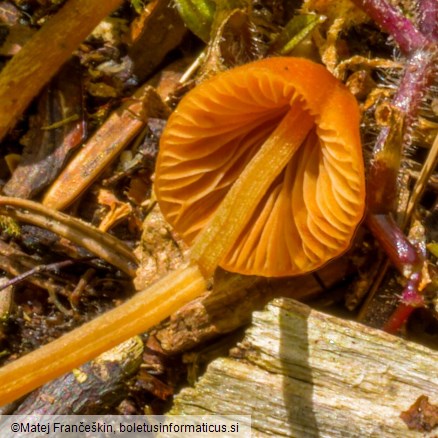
(0, 57, 365, 404)
(156, 56, 365, 276)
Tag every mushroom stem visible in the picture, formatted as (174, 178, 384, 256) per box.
(0, 58, 363, 404)
(0, 264, 207, 405)
(190, 103, 314, 277)
(0, 102, 315, 405)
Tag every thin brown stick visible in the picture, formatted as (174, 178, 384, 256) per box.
(0, 0, 123, 141)
(0, 258, 93, 292)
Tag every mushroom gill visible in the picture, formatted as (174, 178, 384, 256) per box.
(155, 57, 365, 277)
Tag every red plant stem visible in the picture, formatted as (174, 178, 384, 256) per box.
(344, 1, 436, 333)
(351, 0, 429, 53)
(366, 214, 423, 273)
(383, 303, 415, 334)
(392, 49, 436, 128)
(367, 214, 425, 333)
(418, 0, 438, 40)
(358, 0, 437, 215)
(367, 48, 437, 214)
(383, 263, 425, 334)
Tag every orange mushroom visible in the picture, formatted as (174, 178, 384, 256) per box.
(0, 57, 365, 405)
(156, 57, 365, 277)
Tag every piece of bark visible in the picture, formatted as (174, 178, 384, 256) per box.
(0, 1, 35, 56)
(10, 336, 143, 415)
(170, 298, 438, 437)
(0, 2, 21, 25)
(3, 61, 85, 198)
(400, 395, 438, 432)
(128, 0, 187, 83)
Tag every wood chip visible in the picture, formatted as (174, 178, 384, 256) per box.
(171, 298, 438, 437)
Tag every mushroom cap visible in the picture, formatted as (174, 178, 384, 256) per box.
(155, 57, 365, 277)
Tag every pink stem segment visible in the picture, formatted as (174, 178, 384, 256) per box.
(351, 0, 429, 53)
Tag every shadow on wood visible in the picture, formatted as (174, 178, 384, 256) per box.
(170, 298, 438, 437)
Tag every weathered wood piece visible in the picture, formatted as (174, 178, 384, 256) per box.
(170, 298, 438, 437)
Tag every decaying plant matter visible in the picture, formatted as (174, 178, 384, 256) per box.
(0, 0, 436, 414)
(0, 0, 124, 140)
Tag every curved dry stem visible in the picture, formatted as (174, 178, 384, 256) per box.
(0, 197, 137, 277)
